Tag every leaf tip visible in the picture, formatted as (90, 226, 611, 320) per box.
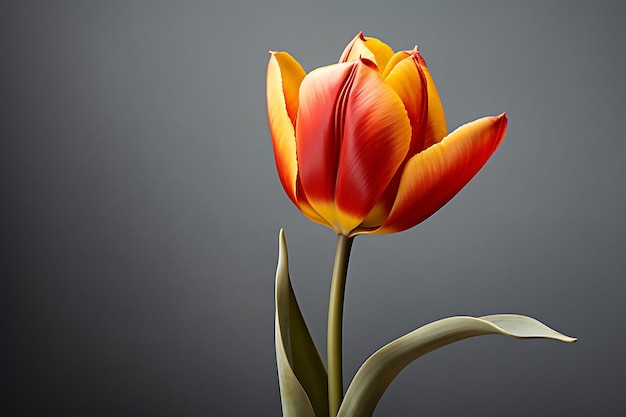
(480, 314, 577, 343)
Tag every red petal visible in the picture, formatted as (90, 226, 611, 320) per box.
(357, 51, 429, 231)
(296, 60, 412, 234)
(371, 114, 508, 234)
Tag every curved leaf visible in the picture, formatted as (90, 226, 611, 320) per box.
(338, 314, 576, 417)
(275, 229, 329, 417)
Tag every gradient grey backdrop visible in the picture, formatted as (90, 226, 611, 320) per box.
(3, 1, 625, 416)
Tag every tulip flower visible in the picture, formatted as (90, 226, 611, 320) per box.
(267, 34, 573, 417)
(267, 32, 508, 237)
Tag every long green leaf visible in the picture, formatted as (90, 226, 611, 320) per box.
(275, 229, 329, 417)
(338, 314, 576, 417)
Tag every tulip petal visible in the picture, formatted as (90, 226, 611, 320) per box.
(417, 52, 448, 148)
(267, 51, 306, 205)
(371, 114, 508, 234)
(356, 53, 429, 231)
(295, 62, 355, 230)
(339, 32, 394, 71)
(339, 33, 376, 64)
(384, 51, 429, 155)
(296, 60, 412, 235)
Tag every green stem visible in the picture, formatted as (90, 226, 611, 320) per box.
(328, 234, 354, 417)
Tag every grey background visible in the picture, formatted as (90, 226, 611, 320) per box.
(3, 1, 625, 416)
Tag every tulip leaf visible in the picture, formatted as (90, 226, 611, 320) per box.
(275, 230, 329, 417)
(337, 314, 576, 417)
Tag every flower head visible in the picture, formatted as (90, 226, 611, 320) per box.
(267, 33, 507, 237)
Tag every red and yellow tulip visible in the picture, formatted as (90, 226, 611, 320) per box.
(267, 33, 508, 237)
